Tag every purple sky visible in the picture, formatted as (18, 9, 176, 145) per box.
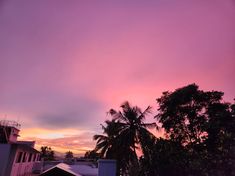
(1, 0, 235, 154)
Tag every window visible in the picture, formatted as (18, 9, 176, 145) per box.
(28, 153, 32, 162)
(37, 154, 41, 161)
(36, 154, 39, 161)
(22, 152, 27, 162)
(33, 154, 37, 161)
(16, 152, 23, 163)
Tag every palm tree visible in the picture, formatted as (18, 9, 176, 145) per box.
(93, 119, 123, 158)
(94, 119, 134, 174)
(93, 101, 156, 175)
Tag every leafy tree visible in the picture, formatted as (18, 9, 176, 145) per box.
(65, 151, 74, 159)
(205, 101, 235, 175)
(93, 84, 235, 176)
(139, 138, 189, 176)
(84, 150, 101, 160)
(154, 84, 235, 176)
(40, 146, 55, 161)
(156, 84, 218, 145)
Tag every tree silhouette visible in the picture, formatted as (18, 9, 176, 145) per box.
(65, 151, 73, 159)
(93, 84, 235, 176)
(93, 119, 135, 175)
(94, 101, 156, 175)
(153, 84, 235, 176)
(84, 150, 100, 160)
(40, 146, 55, 161)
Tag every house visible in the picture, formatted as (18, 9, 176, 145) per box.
(0, 120, 41, 176)
(40, 159, 116, 176)
(0, 120, 116, 176)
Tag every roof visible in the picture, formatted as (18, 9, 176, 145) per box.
(40, 163, 98, 176)
(69, 164, 98, 176)
(40, 163, 80, 176)
(13, 143, 40, 153)
(16, 141, 35, 147)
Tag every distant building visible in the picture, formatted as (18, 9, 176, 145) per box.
(0, 120, 41, 176)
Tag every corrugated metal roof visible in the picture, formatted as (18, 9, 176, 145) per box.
(13, 143, 40, 153)
(41, 163, 98, 176)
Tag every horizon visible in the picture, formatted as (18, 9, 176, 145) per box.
(1, 0, 235, 155)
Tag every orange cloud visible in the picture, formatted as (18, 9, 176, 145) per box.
(19, 128, 97, 156)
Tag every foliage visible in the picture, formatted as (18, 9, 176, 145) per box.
(65, 151, 74, 159)
(152, 84, 235, 176)
(139, 138, 189, 176)
(84, 150, 101, 160)
(40, 146, 55, 161)
(93, 84, 235, 176)
(93, 101, 156, 175)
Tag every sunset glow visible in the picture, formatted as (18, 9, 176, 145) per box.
(1, 0, 235, 155)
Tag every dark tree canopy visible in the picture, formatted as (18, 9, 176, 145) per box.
(93, 101, 156, 175)
(65, 151, 73, 159)
(40, 146, 55, 161)
(153, 84, 235, 176)
(92, 84, 235, 176)
(156, 84, 224, 145)
(84, 150, 101, 160)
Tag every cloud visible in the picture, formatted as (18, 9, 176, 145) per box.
(21, 132, 96, 156)
(0, 89, 104, 129)
(1, 0, 235, 154)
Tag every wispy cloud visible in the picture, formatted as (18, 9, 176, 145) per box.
(1, 0, 235, 154)
(19, 128, 97, 155)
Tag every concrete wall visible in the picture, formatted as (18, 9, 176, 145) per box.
(0, 144, 11, 176)
(98, 159, 116, 176)
(9, 128, 19, 143)
(10, 149, 40, 176)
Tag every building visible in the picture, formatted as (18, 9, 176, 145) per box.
(40, 159, 116, 176)
(0, 120, 116, 176)
(0, 120, 41, 176)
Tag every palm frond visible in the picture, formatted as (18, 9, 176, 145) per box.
(93, 135, 108, 144)
(110, 110, 129, 123)
(94, 101, 158, 174)
(95, 143, 109, 157)
(100, 123, 106, 131)
(95, 140, 108, 152)
(142, 122, 157, 129)
(120, 101, 131, 110)
(93, 134, 105, 140)
(109, 109, 117, 115)
(138, 105, 152, 121)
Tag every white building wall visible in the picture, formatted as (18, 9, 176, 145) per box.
(10, 149, 40, 176)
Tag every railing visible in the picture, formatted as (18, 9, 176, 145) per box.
(0, 120, 21, 129)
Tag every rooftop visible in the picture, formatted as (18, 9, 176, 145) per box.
(41, 163, 98, 176)
(0, 120, 21, 130)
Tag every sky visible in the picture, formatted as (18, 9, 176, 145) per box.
(1, 0, 235, 156)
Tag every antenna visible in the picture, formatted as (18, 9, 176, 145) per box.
(17, 114, 21, 125)
(4, 114, 7, 121)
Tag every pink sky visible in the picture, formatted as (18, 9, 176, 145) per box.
(1, 0, 235, 155)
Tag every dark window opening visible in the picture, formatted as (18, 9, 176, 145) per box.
(28, 153, 32, 162)
(33, 154, 37, 161)
(16, 152, 23, 163)
(37, 154, 41, 161)
(22, 152, 27, 162)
